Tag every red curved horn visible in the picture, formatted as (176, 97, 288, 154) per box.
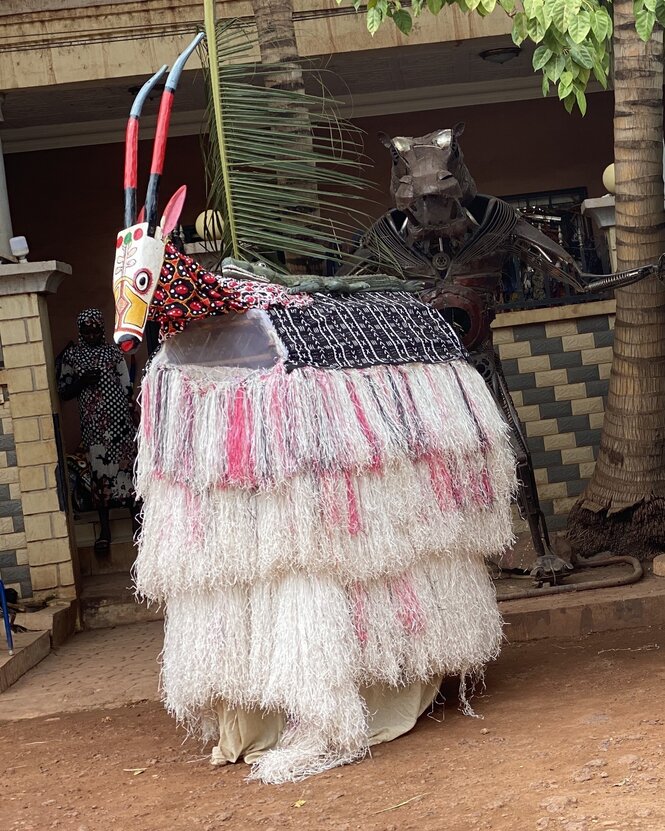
(124, 65, 168, 228)
(144, 32, 204, 233)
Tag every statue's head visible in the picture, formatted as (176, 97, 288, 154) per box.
(112, 33, 203, 355)
(379, 124, 477, 237)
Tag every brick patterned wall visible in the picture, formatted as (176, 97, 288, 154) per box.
(493, 300, 615, 531)
(0, 338, 31, 598)
(0, 286, 76, 600)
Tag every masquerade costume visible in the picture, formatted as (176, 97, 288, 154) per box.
(57, 309, 136, 510)
(112, 36, 517, 784)
(134, 283, 516, 784)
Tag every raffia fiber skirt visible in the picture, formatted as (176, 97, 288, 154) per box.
(134, 352, 515, 783)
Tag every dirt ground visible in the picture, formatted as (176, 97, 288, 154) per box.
(2, 626, 665, 831)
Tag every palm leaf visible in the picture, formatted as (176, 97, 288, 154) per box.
(199, 7, 376, 270)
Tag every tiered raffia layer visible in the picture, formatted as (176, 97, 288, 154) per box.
(135, 354, 516, 783)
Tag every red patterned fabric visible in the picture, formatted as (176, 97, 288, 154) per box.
(149, 243, 312, 338)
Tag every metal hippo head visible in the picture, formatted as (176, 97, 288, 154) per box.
(379, 124, 477, 238)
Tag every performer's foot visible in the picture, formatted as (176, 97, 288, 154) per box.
(94, 537, 111, 556)
(210, 747, 229, 767)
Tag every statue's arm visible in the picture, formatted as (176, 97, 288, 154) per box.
(510, 218, 663, 294)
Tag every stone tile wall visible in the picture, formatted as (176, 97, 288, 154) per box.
(492, 299, 614, 532)
(0, 265, 77, 602)
(0, 345, 31, 597)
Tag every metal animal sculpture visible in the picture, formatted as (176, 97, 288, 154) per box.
(113, 39, 520, 783)
(342, 126, 665, 584)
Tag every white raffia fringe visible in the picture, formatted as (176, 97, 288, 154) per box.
(136, 357, 513, 494)
(136, 464, 514, 596)
(135, 358, 516, 597)
(247, 724, 366, 785)
(137, 353, 515, 783)
(159, 554, 502, 781)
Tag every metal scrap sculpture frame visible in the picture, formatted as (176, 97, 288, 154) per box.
(341, 126, 664, 584)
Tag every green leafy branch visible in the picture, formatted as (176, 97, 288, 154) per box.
(335, 1, 665, 114)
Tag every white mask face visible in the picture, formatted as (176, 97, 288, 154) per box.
(112, 223, 165, 350)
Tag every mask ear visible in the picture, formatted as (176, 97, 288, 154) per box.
(452, 121, 466, 138)
(160, 185, 187, 237)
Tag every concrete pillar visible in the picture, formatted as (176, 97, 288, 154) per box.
(0, 131, 14, 262)
(0, 261, 78, 601)
(582, 195, 617, 272)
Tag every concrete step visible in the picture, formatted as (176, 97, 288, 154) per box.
(13, 600, 77, 648)
(500, 571, 665, 643)
(0, 630, 50, 693)
(78, 538, 136, 577)
(80, 573, 162, 630)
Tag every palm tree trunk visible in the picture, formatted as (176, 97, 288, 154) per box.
(567, 0, 665, 558)
(252, 0, 303, 90)
(252, 0, 321, 274)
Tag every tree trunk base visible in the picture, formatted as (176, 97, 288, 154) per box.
(566, 498, 665, 561)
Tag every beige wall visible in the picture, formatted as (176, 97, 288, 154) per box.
(4, 91, 614, 451)
(0, 1, 512, 90)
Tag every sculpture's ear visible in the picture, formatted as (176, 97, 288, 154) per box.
(378, 132, 403, 164)
(378, 132, 394, 149)
(160, 185, 187, 237)
(452, 122, 466, 138)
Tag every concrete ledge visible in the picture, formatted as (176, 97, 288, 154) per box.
(14, 599, 77, 648)
(0, 630, 50, 693)
(82, 602, 163, 630)
(493, 299, 616, 329)
(0, 260, 71, 295)
(78, 540, 136, 578)
(501, 573, 665, 643)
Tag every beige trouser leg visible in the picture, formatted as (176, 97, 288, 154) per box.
(211, 676, 442, 766)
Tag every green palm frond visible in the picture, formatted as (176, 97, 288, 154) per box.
(199, 8, 375, 270)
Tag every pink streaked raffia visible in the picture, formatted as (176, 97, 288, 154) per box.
(134, 348, 517, 784)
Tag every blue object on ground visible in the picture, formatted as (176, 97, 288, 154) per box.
(0, 579, 14, 655)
